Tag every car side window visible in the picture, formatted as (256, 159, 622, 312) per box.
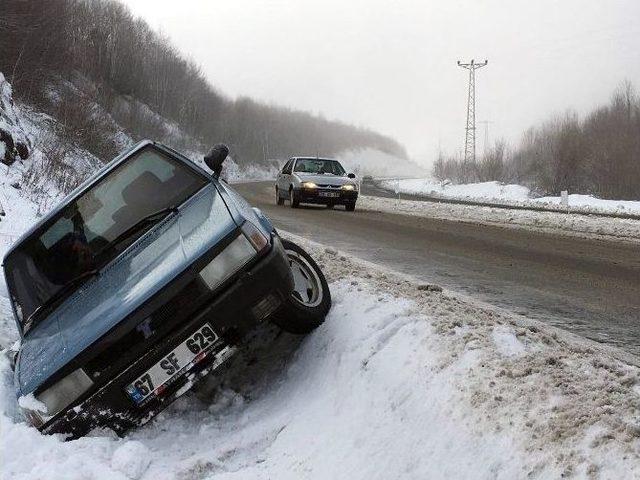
(282, 160, 293, 174)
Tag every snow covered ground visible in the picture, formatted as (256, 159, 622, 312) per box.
(2, 235, 640, 479)
(379, 178, 640, 216)
(358, 193, 640, 243)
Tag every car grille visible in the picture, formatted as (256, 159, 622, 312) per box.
(316, 184, 341, 189)
(84, 278, 211, 381)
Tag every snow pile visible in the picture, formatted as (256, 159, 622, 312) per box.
(1, 236, 640, 478)
(337, 148, 426, 178)
(358, 194, 640, 242)
(535, 193, 640, 213)
(381, 178, 530, 202)
(111, 441, 151, 479)
(379, 178, 640, 216)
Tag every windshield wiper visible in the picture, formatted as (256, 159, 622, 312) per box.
(23, 268, 99, 334)
(94, 205, 179, 260)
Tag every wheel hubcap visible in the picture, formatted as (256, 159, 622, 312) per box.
(286, 250, 322, 307)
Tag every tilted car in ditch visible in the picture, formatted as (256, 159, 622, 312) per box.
(4, 140, 330, 439)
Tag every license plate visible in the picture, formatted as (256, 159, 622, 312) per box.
(319, 191, 340, 198)
(125, 323, 220, 405)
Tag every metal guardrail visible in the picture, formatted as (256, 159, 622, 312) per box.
(362, 179, 640, 221)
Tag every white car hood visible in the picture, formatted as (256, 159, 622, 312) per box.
(295, 173, 354, 186)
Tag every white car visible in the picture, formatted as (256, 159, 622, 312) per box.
(275, 157, 358, 211)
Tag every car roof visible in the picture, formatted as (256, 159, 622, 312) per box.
(290, 157, 341, 162)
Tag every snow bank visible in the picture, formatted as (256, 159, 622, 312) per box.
(1, 236, 640, 478)
(535, 193, 640, 214)
(358, 194, 640, 243)
(381, 178, 530, 202)
(380, 178, 640, 216)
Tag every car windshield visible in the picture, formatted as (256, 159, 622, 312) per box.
(5, 146, 208, 331)
(294, 159, 346, 175)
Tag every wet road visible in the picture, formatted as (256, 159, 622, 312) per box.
(236, 182, 640, 356)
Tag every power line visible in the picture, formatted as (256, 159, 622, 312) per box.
(457, 59, 488, 178)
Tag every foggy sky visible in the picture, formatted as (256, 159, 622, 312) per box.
(122, 0, 640, 166)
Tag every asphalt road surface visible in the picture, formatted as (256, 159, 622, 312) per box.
(236, 181, 640, 357)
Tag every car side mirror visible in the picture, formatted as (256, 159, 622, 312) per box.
(347, 173, 356, 179)
(204, 144, 229, 177)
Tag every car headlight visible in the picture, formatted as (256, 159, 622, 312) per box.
(199, 222, 268, 290)
(301, 182, 317, 189)
(341, 184, 356, 191)
(21, 368, 94, 426)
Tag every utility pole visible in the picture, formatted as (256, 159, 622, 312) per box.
(457, 59, 488, 178)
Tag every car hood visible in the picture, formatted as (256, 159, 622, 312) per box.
(16, 184, 237, 395)
(295, 173, 354, 186)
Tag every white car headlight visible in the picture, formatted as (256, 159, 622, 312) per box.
(29, 369, 93, 422)
(301, 182, 317, 189)
(341, 184, 356, 191)
(199, 222, 268, 290)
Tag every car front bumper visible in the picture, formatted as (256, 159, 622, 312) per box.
(38, 235, 293, 439)
(296, 187, 358, 205)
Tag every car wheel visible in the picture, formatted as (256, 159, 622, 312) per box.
(271, 240, 331, 334)
(276, 187, 284, 205)
(289, 188, 299, 208)
(345, 202, 356, 212)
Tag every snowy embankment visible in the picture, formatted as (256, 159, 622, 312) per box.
(2, 235, 640, 479)
(379, 178, 640, 216)
(358, 193, 640, 243)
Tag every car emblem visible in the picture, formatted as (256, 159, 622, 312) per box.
(136, 318, 154, 339)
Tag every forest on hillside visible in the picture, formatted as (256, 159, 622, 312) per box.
(1, 0, 406, 164)
(434, 82, 640, 200)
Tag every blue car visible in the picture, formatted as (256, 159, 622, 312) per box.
(4, 141, 331, 438)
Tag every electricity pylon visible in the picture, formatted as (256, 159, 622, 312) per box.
(457, 59, 488, 177)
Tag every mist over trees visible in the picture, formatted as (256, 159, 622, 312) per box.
(0, 0, 406, 164)
(433, 82, 640, 200)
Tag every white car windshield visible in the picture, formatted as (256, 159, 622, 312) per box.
(294, 159, 346, 175)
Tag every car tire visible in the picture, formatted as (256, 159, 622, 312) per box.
(345, 202, 356, 212)
(276, 187, 284, 205)
(271, 240, 331, 334)
(289, 188, 300, 208)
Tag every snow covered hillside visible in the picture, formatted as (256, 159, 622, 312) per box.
(2, 236, 640, 479)
(379, 178, 640, 216)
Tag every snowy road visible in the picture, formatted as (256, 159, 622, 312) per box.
(236, 182, 640, 356)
